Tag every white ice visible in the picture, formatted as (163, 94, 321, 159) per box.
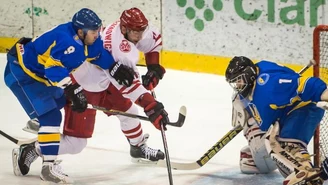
(0, 53, 320, 185)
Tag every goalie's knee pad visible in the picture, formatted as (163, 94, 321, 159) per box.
(240, 145, 277, 174)
(276, 139, 314, 178)
(241, 118, 277, 174)
(240, 145, 260, 174)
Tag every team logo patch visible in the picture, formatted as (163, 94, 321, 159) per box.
(119, 40, 131, 53)
(257, 73, 270, 85)
(248, 103, 262, 126)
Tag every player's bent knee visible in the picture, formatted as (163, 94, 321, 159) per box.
(117, 104, 139, 124)
(60, 135, 87, 154)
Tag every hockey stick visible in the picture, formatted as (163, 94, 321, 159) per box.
(22, 104, 187, 134)
(156, 125, 243, 170)
(0, 130, 37, 146)
(155, 60, 316, 170)
(150, 86, 174, 185)
(89, 104, 186, 128)
(298, 59, 316, 75)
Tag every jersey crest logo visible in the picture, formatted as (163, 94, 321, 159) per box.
(119, 40, 131, 53)
(73, 35, 83, 45)
(248, 103, 262, 126)
(257, 73, 270, 85)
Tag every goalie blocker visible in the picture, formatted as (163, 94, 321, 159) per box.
(232, 96, 277, 174)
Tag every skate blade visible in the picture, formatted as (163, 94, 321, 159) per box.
(131, 157, 158, 165)
(12, 148, 23, 176)
(40, 178, 74, 185)
(22, 127, 38, 135)
(40, 181, 74, 185)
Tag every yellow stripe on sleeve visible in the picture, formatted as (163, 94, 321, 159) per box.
(297, 76, 309, 94)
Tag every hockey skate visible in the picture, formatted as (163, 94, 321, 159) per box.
(12, 142, 39, 176)
(130, 134, 165, 164)
(23, 118, 40, 134)
(40, 160, 73, 185)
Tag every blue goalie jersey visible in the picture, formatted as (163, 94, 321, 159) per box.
(17, 22, 114, 86)
(243, 60, 327, 132)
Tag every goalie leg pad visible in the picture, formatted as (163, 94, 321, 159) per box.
(63, 104, 96, 138)
(241, 118, 277, 174)
(265, 122, 321, 185)
(240, 145, 260, 174)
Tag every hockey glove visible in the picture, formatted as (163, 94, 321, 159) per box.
(320, 157, 328, 180)
(64, 83, 87, 113)
(109, 62, 135, 87)
(144, 101, 169, 130)
(142, 64, 165, 90)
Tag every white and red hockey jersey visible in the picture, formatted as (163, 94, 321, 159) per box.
(101, 21, 162, 102)
(102, 21, 162, 70)
(72, 21, 162, 102)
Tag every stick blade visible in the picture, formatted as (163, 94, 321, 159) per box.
(156, 159, 200, 170)
(179, 106, 187, 116)
(169, 106, 187, 127)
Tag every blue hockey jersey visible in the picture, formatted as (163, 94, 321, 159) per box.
(243, 60, 327, 131)
(16, 22, 114, 86)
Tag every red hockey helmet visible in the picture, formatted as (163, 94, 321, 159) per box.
(120, 8, 148, 31)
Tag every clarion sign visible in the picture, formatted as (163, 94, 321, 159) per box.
(233, 0, 326, 27)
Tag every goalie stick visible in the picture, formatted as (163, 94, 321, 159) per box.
(154, 59, 315, 170)
(156, 125, 243, 170)
(0, 130, 37, 146)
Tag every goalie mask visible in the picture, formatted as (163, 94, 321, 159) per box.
(225, 56, 257, 98)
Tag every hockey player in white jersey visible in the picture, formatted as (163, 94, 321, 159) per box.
(99, 7, 168, 162)
(102, 7, 165, 91)
(18, 7, 169, 179)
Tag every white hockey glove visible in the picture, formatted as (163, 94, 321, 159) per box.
(232, 96, 250, 128)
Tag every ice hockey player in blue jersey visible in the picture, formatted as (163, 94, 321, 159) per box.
(225, 56, 328, 185)
(4, 8, 134, 184)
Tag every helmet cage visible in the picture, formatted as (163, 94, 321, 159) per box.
(227, 66, 257, 98)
